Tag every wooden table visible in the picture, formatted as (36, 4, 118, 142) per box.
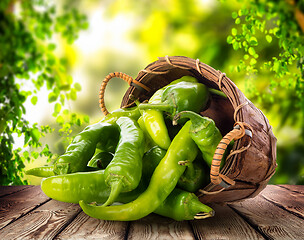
(0, 185, 303, 239)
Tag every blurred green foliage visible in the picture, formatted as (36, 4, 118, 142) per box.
(1, 0, 303, 185)
(0, 0, 88, 185)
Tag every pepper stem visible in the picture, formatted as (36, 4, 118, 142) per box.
(173, 111, 210, 129)
(189, 198, 215, 219)
(139, 103, 175, 114)
(102, 178, 124, 207)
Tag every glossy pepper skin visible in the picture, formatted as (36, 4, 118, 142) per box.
(101, 106, 141, 124)
(139, 80, 209, 122)
(177, 158, 206, 193)
(79, 121, 203, 221)
(142, 146, 206, 193)
(102, 116, 145, 206)
(25, 166, 56, 178)
(140, 87, 171, 150)
(26, 107, 139, 178)
(173, 111, 222, 166)
(53, 122, 118, 175)
(41, 170, 145, 204)
(139, 77, 199, 149)
(154, 188, 214, 221)
(26, 122, 117, 177)
(41, 170, 214, 221)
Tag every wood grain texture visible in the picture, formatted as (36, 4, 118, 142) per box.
(260, 185, 304, 219)
(55, 211, 128, 240)
(191, 203, 264, 240)
(0, 185, 49, 230)
(128, 213, 194, 240)
(280, 184, 304, 194)
(0, 200, 81, 240)
(229, 193, 304, 240)
(0, 185, 33, 197)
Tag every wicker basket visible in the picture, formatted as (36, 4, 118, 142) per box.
(99, 56, 277, 204)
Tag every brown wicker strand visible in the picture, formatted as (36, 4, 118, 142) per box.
(218, 72, 226, 91)
(99, 72, 150, 116)
(165, 55, 192, 70)
(140, 69, 171, 75)
(233, 101, 248, 122)
(210, 122, 247, 187)
(196, 58, 203, 75)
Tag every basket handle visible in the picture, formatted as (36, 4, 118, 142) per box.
(210, 122, 253, 188)
(99, 72, 150, 116)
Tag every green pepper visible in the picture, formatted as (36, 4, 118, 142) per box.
(27, 106, 140, 178)
(177, 157, 207, 193)
(140, 87, 171, 149)
(102, 116, 145, 207)
(101, 106, 141, 124)
(173, 111, 222, 166)
(139, 81, 209, 122)
(138, 76, 198, 149)
(87, 151, 113, 169)
(154, 188, 214, 221)
(79, 120, 210, 221)
(26, 122, 117, 177)
(25, 166, 56, 178)
(41, 170, 145, 204)
(41, 170, 213, 221)
(53, 122, 119, 175)
(142, 146, 206, 193)
(137, 116, 157, 152)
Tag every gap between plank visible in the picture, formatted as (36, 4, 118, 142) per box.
(228, 205, 268, 240)
(123, 221, 131, 240)
(52, 207, 83, 239)
(277, 185, 303, 194)
(261, 195, 304, 220)
(0, 197, 52, 231)
(187, 220, 199, 240)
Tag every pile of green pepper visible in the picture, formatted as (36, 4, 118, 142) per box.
(27, 76, 226, 222)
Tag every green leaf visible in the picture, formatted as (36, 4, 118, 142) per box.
(54, 103, 62, 113)
(74, 82, 82, 91)
(48, 43, 56, 50)
(31, 128, 40, 142)
(56, 115, 64, 124)
(48, 92, 57, 102)
(31, 96, 38, 105)
(266, 35, 272, 43)
(248, 47, 256, 56)
(231, 28, 237, 36)
(83, 115, 90, 123)
(250, 58, 257, 65)
(70, 89, 77, 101)
(232, 12, 238, 19)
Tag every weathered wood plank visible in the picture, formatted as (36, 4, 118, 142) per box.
(0, 185, 49, 230)
(261, 185, 304, 219)
(191, 203, 264, 240)
(279, 184, 304, 194)
(0, 185, 33, 198)
(229, 193, 304, 240)
(55, 211, 128, 240)
(128, 213, 194, 240)
(0, 200, 81, 240)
